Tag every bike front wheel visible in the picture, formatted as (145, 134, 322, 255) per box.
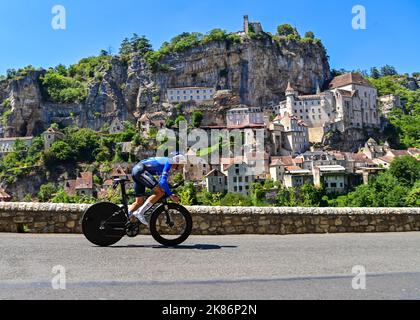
(149, 203, 193, 247)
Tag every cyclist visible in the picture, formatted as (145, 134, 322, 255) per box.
(128, 151, 187, 226)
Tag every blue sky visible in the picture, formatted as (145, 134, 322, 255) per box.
(0, 0, 419, 75)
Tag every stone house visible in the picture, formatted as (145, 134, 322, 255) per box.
(226, 107, 265, 129)
(183, 151, 212, 184)
(282, 166, 313, 189)
(362, 138, 389, 159)
(222, 161, 255, 196)
(42, 127, 65, 150)
(205, 169, 227, 194)
(313, 165, 348, 194)
(272, 113, 309, 156)
(65, 172, 94, 198)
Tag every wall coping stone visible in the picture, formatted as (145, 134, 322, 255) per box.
(0, 203, 419, 216)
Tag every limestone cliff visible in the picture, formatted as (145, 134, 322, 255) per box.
(0, 37, 331, 137)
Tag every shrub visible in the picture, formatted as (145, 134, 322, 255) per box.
(40, 71, 87, 103)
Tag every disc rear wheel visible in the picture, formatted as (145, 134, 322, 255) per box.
(82, 202, 126, 247)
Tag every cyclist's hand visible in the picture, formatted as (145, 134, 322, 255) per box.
(170, 195, 180, 204)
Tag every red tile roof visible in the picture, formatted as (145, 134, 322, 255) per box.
(329, 73, 374, 89)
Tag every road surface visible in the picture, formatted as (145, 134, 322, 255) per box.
(1, 233, 420, 300)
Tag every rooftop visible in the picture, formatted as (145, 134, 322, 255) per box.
(329, 72, 374, 89)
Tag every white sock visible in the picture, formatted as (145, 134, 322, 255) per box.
(133, 201, 153, 219)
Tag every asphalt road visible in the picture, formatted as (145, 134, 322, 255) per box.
(1, 233, 420, 300)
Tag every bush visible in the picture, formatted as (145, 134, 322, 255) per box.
(277, 24, 300, 38)
(40, 71, 87, 103)
(304, 31, 315, 39)
(220, 193, 253, 207)
(192, 111, 203, 128)
(37, 183, 57, 202)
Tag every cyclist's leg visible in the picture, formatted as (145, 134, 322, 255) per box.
(131, 169, 160, 224)
(129, 164, 147, 213)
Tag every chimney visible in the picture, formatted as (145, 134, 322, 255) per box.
(244, 15, 249, 34)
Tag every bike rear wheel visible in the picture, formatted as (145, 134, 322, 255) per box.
(82, 202, 126, 247)
(149, 203, 193, 247)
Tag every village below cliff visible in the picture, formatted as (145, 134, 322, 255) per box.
(0, 16, 419, 208)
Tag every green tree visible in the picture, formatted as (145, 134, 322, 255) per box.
(304, 31, 315, 39)
(380, 65, 398, 76)
(370, 67, 381, 79)
(40, 71, 87, 103)
(277, 24, 299, 38)
(192, 111, 203, 128)
(179, 182, 197, 205)
(389, 156, 420, 187)
(119, 37, 132, 57)
(130, 34, 153, 56)
(175, 115, 187, 127)
(300, 183, 326, 207)
(220, 193, 252, 207)
(37, 183, 57, 202)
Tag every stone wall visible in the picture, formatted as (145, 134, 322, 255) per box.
(1, 202, 420, 235)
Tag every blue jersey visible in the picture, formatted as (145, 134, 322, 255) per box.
(140, 157, 173, 196)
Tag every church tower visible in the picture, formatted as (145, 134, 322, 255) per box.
(244, 15, 249, 34)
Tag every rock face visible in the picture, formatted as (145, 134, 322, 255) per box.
(155, 38, 331, 107)
(0, 37, 331, 137)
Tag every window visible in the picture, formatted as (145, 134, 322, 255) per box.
(318, 109, 321, 113)
(312, 115, 315, 120)
(319, 115, 321, 119)
(183, 90, 186, 94)
(239, 177, 243, 183)
(245, 176, 249, 183)
(234, 186, 237, 192)
(239, 186, 243, 191)
(331, 183, 337, 188)
(197, 96, 200, 100)
(233, 177, 237, 182)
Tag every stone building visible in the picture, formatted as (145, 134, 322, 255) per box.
(0, 136, 33, 156)
(42, 127, 64, 150)
(272, 113, 309, 156)
(222, 160, 255, 196)
(205, 169, 227, 194)
(65, 172, 94, 198)
(167, 87, 215, 104)
(313, 165, 348, 194)
(278, 73, 381, 142)
(226, 107, 265, 128)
